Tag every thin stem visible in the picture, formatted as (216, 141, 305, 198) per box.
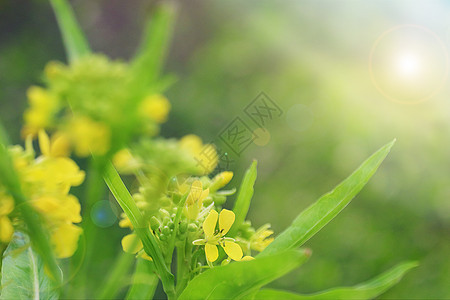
(96, 251, 135, 299)
(166, 194, 187, 265)
(176, 238, 190, 296)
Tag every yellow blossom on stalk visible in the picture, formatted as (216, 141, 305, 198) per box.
(140, 94, 171, 123)
(185, 180, 209, 220)
(67, 116, 111, 157)
(0, 195, 14, 243)
(22, 86, 58, 138)
(179, 135, 218, 174)
(193, 209, 244, 262)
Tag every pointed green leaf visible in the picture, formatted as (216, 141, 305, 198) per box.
(229, 160, 257, 237)
(1, 232, 59, 300)
(49, 0, 91, 62)
(179, 249, 311, 300)
(131, 2, 177, 88)
(255, 261, 417, 300)
(260, 140, 395, 257)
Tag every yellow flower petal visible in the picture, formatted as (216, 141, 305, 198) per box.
(38, 130, 50, 156)
(199, 188, 209, 206)
(140, 252, 153, 261)
(222, 241, 243, 261)
(203, 210, 218, 238)
(121, 233, 143, 254)
(205, 243, 219, 262)
(51, 223, 82, 258)
(210, 171, 233, 191)
(119, 216, 133, 229)
(63, 195, 82, 223)
(140, 94, 171, 123)
(0, 195, 14, 215)
(186, 204, 200, 220)
(218, 209, 235, 235)
(187, 180, 203, 205)
(0, 216, 14, 243)
(50, 132, 71, 157)
(240, 256, 255, 261)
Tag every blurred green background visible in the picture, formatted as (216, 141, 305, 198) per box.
(1, 0, 450, 298)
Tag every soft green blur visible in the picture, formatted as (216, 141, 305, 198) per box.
(1, 0, 450, 298)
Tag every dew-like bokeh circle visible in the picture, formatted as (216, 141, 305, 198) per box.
(253, 127, 271, 146)
(369, 24, 449, 104)
(90, 200, 118, 228)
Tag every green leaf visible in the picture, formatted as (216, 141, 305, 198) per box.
(125, 259, 158, 300)
(49, 0, 91, 62)
(255, 261, 418, 300)
(103, 162, 175, 298)
(229, 160, 258, 237)
(131, 2, 177, 88)
(1, 232, 59, 300)
(260, 140, 395, 257)
(179, 249, 311, 300)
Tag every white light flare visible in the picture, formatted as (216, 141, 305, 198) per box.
(395, 52, 421, 78)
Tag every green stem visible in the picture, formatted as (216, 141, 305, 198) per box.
(96, 251, 136, 299)
(166, 194, 187, 265)
(73, 158, 106, 297)
(175, 240, 190, 296)
(103, 161, 175, 299)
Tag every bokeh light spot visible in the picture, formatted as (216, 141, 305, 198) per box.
(369, 24, 449, 104)
(91, 200, 118, 228)
(253, 127, 271, 146)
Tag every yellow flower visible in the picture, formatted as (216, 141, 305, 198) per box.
(179, 135, 218, 175)
(31, 195, 82, 224)
(119, 213, 133, 229)
(67, 116, 111, 157)
(250, 224, 274, 252)
(140, 94, 171, 123)
(22, 86, 58, 137)
(6, 130, 85, 258)
(0, 195, 14, 243)
(185, 180, 209, 220)
(121, 233, 152, 261)
(38, 130, 71, 158)
(44, 61, 66, 79)
(50, 223, 82, 258)
(113, 149, 140, 174)
(193, 209, 243, 262)
(209, 171, 233, 192)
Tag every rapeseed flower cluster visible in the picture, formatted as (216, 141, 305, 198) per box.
(0, 131, 84, 258)
(22, 55, 171, 158)
(114, 130, 273, 267)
